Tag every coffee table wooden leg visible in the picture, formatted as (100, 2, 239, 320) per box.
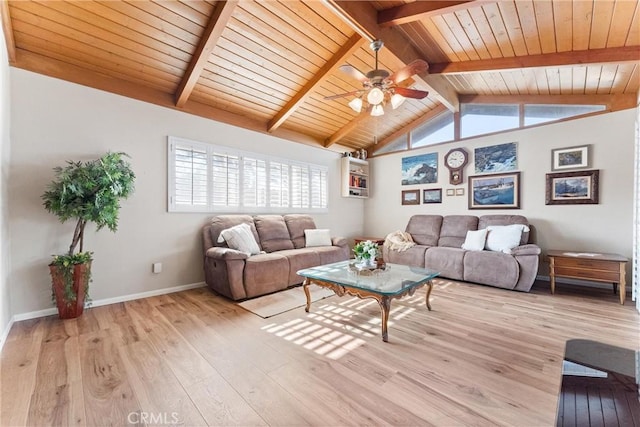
(378, 297, 391, 342)
(303, 279, 312, 312)
(425, 281, 433, 311)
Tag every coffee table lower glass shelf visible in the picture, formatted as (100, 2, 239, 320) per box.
(297, 260, 439, 342)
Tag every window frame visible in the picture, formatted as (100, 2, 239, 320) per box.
(167, 136, 329, 214)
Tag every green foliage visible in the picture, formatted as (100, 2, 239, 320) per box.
(353, 240, 379, 260)
(42, 152, 135, 256)
(50, 252, 93, 306)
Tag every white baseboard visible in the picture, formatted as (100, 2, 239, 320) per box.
(1, 281, 207, 352)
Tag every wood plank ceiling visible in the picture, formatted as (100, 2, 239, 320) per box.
(1, 0, 639, 154)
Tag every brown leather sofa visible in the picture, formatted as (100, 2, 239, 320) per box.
(383, 214, 541, 291)
(202, 214, 349, 300)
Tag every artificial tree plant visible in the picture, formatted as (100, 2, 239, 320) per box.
(42, 152, 135, 318)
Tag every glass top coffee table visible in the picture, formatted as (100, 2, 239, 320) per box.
(297, 260, 439, 342)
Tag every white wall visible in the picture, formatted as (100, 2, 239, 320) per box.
(9, 68, 365, 316)
(0, 28, 12, 341)
(365, 109, 637, 276)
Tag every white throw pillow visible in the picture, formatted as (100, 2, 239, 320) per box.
(305, 229, 332, 247)
(484, 224, 530, 254)
(217, 223, 261, 255)
(461, 229, 488, 251)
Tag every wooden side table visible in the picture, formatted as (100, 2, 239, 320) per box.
(547, 250, 628, 304)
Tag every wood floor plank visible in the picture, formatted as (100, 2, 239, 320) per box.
(1, 280, 638, 426)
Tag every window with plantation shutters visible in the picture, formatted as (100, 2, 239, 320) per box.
(168, 136, 328, 213)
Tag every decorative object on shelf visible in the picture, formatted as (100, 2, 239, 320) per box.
(353, 239, 380, 269)
(423, 188, 442, 204)
(325, 40, 429, 117)
(360, 148, 367, 160)
(402, 152, 437, 185)
(402, 189, 420, 205)
(42, 152, 136, 319)
(444, 148, 468, 185)
(469, 172, 521, 209)
(551, 145, 590, 171)
(545, 169, 599, 205)
(474, 142, 517, 174)
(455, 188, 465, 196)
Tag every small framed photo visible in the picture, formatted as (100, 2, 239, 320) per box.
(401, 189, 420, 205)
(545, 170, 599, 205)
(469, 172, 521, 209)
(551, 145, 590, 171)
(446, 189, 455, 196)
(423, 188, 442, 204)
(455, 188, 465, 196)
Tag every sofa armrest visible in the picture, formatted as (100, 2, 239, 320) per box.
(205, 247, 249, 260)
(511, 244, 541, 256)
(332, 236, 348, 248)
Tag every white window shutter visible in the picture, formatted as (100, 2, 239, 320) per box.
(174, 144, 208, 207)
(212, 152, 240, 208)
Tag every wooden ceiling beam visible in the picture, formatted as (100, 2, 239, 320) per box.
(431, 46, 640, 74)
(267, 34, 364, 132)
(378, 1, 477, 27)
(324, 110, 371, 148)
(175, 0, 238, 108)
(1, 0, 16, 64)
(13, 49, 325, 148)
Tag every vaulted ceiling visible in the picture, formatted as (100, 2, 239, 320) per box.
(1, 0, 639, 154)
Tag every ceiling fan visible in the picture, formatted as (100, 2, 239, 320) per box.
(326, 40, 429, 117)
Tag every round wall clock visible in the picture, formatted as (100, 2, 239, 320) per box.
(444, 148, 468, 185)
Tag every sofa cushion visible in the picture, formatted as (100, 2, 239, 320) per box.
(478, 215, 530, 244)
(313, 246, 349, 265)
(425, 247, 465, 281)
(209, 215, 260, 249)
(218, 223, 261, 255)
(463, 251, 519, 289)
(438, 215, 479, 248)
(385, 245, 428, 268)
(243, 253, 289, 298)
(284, 214, 316, 249)
(254, 215, 295, 252)
(406, 215, 443, 246)
(305, 229, 331, 247)
(485, 224, 530, 254)
(273, 248, 321, 286)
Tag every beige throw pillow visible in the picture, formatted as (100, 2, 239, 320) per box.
(484, 224, 530, 254)
(218, 223, 261, 255)
(305, 229, 332, 247)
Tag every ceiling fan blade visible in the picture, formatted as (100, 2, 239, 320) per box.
(394, 87, 429, 99)
(339, 65, 369, 83)
(389, 60, 429, 84)
(324, 90, 363, 101)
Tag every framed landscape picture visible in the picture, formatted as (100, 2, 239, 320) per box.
(402, 153, 437, 185)
(545, 170, 599, 205)
(551, 145, 590, 171)
(401, 189, 420, 205)
(469, 172, 521, 209)
(474, 142, 517, 174)
(423, 188, 442, 204)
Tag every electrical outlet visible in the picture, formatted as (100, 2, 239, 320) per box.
(152, 262, 162, 274)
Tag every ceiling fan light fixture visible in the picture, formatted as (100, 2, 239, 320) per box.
(367, 87, 384, 105)
(371, 104, 384, 117)
(391, 93, 405, 109)
(348, 97, 363, 113)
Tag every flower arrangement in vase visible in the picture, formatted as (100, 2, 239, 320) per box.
(353, 240, 379, 268)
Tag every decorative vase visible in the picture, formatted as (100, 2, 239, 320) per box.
(49, 261, 91, 319)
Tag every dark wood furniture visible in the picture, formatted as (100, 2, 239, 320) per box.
(547, 250, 628, 304)
(353, 237, 386, 246)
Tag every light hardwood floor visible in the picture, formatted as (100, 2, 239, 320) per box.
(2, 279, 638, 426)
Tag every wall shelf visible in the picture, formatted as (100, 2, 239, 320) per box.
(341, 157, 369, 198)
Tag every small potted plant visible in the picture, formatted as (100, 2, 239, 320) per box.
(42, 152, 135, 319)
(353, 240, 379, 268)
